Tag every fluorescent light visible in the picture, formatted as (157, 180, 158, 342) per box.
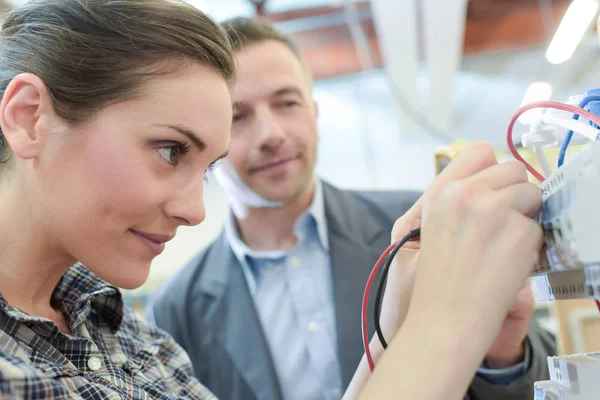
(518, 82, 553, 124)
(546, 0, 599, 64)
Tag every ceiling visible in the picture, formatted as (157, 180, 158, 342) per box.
(202, 0, 575, 79)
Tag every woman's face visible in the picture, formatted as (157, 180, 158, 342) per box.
(22, 65, 232, 289)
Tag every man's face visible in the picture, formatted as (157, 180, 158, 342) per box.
(228, 40, 318, 203)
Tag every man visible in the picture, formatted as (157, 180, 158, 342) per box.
(147, 17, 555, 400)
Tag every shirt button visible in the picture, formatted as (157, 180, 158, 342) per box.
(308, 321, 320, 332)
(289, 256, 302, 268)
(265, 262, 275, 270)
(87, 356, 102, 371)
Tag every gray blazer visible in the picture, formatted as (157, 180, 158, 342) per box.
(147, 182, 555, 400)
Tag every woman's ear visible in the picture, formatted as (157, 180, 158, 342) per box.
(0, 73, 55, 160)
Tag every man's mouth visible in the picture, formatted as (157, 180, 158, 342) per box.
(249, 156, 298, 174)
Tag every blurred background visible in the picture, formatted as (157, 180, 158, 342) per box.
(3, 0, 600, 353)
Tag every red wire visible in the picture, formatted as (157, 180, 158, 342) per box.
(361, 101, 600, 374)
(506, 101, 600, 183)
(362, 241, 397, 371)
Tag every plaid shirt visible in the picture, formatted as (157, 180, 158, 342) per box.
(0, 263, 217, 400)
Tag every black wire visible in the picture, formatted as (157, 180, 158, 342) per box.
(374, 228, 421, 349)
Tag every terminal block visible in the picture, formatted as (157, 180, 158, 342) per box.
(534, 353, 600, 399)
(531, 140, 600, 300)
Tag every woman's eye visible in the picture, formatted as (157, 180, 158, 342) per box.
(157, 142, 190, 166)
(158, 147, 181, 165)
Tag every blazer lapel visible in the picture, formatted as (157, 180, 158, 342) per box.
(323, 183, 390, 388)
(198, 235, 283, 400)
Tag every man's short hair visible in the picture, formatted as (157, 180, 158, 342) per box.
(221, 17, 312, 81)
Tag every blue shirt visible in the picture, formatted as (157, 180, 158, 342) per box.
(225, 179, 528, 398)
(225, 179, 343, 400)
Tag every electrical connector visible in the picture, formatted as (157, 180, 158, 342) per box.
(535, 353, 600, 399)
(521, 114, 600, 150)
(535, 380, 586, 399)
(532, 139, 600, 283)
(521, 126, 560, 148)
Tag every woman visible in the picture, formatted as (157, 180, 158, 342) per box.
(0, 1, 232, 398)
(0, 0, 543, 399)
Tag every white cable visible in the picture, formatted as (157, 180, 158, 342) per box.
(539, 114, 600, 141)
(532, 145, 553, 177)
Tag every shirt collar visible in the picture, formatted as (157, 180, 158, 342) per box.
(310, 178, 329, 250)
(225, 178, 329, 267)
(0, 263, 123, 332)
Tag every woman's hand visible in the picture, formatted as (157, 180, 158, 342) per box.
(405, 144, 542, 357)
(346, 141, 543, 400)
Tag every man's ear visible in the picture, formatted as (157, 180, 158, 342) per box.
(0, 73, 55, 160)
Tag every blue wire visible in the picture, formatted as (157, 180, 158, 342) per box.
(557, 94, 600, 167)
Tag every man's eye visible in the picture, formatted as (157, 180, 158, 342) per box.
(233, 113, 246, 123)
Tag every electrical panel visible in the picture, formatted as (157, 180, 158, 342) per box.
(531, 140, 600, 300)
(534, 353, 600, 399)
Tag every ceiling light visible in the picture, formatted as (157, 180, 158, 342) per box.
(546, 0, 599, 64)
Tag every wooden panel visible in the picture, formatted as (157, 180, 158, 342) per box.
(464, 0, 572, 54)
(582, 318, 600, 352)
(290, 23, 383, 79)
(552, 299, 600, 355)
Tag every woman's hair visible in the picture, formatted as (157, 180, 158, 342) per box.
(0, 0, 236, 167)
